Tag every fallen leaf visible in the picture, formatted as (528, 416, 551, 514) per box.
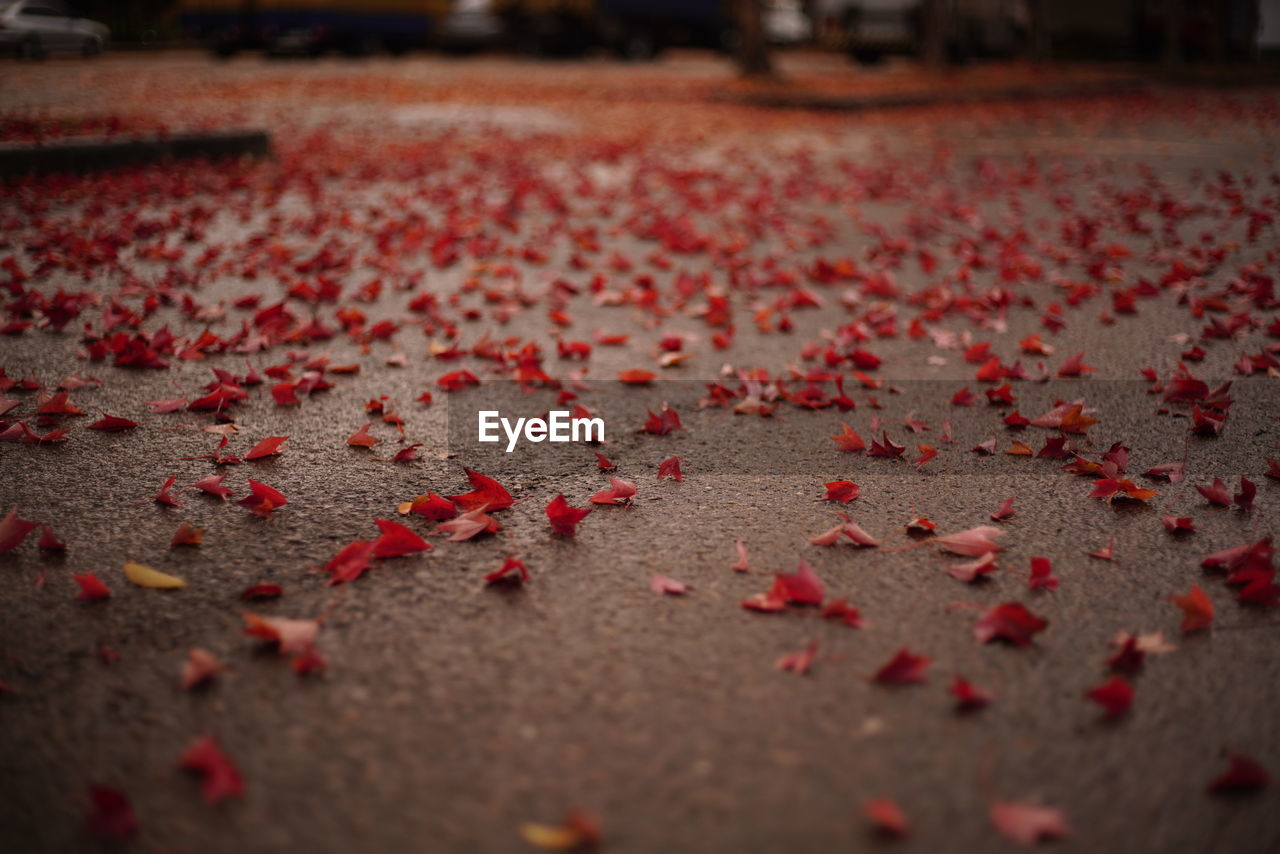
(123, 561, 186, 589)
(1208, 754, 1270, 793)
(244, 435, 287, 460)
(650, 574, 690, 595)
(85, 786, 138, 840)
(179, 735, 244, 805)
(449, 468, 514, 511)
(973, 602, 1047, 646)
(73, 572, 111, 601)
(1085, 676, 1133, 718)
(242, 613, 318, 655)
(171, 523, 204, 547)
(485, 555, 529, 584)
(1170, 585, 1214, 631)
(776, 640, 818, 675)
(347, 423, 381, 448)
(180, 648, 221, 690)
(863, 797, 908, 836)
(990, 801, 1069, 846)
(935, 525, 1003, 556)
(872, 648, 930, 685)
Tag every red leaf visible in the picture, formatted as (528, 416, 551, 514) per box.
(863, 798, 908, 837)
(400, 493, 457, 520)
(179, 735, 244, 805)
(657, 455, 683, 481)
(617, 368, 656, 385)
(1234, 476, 1256, 512)
(1145, 461, 1185, 483)
(990, 497, 1015, 521)
(773, 559, 825, 605)
(935, 525, 1003, 557)
(1028, 557, 1059, 591)
(830, 422, 865, 452)
(242, 612, 318, 655)
(640, 404, 681, 435)
(775, 640, 818, 675)
(73, 572, 111, 601)
(236, 480, 287, 517)
(240, 584, 283, 601)
(950, 676, 992, 710)
(245, 436, 287, 460)
(372, 519, 431, 558)
(347, 422, 380, 448)
(823, 480, 859, 502)
(437, 370, 480, 390)
(546, 494, 592, 536)
(1171, 585, 1214, 631)
(390, 444, 422, 463)
(1162, 515, 1195, 534)
(191, 474, 233, 500)
(37, 391, 84, 415)
(37, 524, 65, 550)
(819, 597, 862, 628)
(990, 802, 1069, 846)
(973, 602, 1048, 646)
(1085, 676, 1133, 718)
(171, 523, 204, 547)
(868, 431, 906, 458)
(85, 785, 138, 840)
(1208, 754, 1270, 793)
(730, 540, 751, 572)
(650, 574, 690, 595)
(449, 468, 514, 511)
(1196, 477, 1232, 507)
(913, 444, 937, 467)
(437, 506, 500, 541)
(594, 452, 617, 470)
(88, 414, 138, 431)
(872, 647, 930, 685)
(589, 477, 637, 506)
(180, 647, 221, 690)
(151, 475, 182, 507)
(485, 555, 529, 584)
(1056, 351, 1094, 377)
(947, 552, 997, 583)
(321, 539, 378, 584)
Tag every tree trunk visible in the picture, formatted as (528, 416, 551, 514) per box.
(1027, 0, 1051, 62)
(735, 0, 775, 78)
(1163, 0, 1184, 67)
(920, 0, 950, 67)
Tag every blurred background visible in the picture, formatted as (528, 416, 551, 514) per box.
(3, 0, 1277, 70)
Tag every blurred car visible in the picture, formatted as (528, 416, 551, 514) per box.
(439, 0, 504, 50)
(0, 0, 110, 58)
(817, 0, 1023, 64)
(765, 0, 812, 45)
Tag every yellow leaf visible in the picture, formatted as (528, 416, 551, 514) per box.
(518, 823, 582, 851)
(123, 561, 187, 589)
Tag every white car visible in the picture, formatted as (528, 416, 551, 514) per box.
(1, 0, 110, 58)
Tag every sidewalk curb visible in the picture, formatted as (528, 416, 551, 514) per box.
(713, 78, 1156, 111)
(0, 130, 272, 178)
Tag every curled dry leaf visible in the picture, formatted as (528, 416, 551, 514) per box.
(123, 561, 186, 590)
(649, 574, 690, 595)
(171, 523, 204, 547)
(179, 735, 244, 805)
(180, 647, 221, 690)
(863, 798, 908, 837)
(990, 801, 1069, 846)
(242, 613, 319, 655)
(519, 808, 600, 851)
(872, 648, 930, 685)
